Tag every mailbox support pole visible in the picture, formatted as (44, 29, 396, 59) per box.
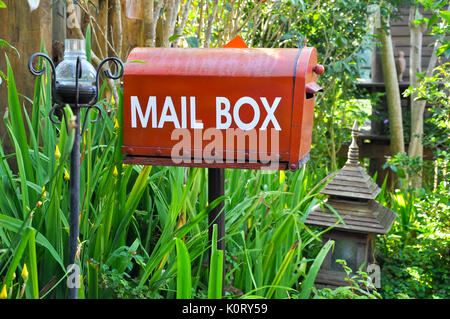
(68, 106, 81, 300)
(208, 167, 226, 297)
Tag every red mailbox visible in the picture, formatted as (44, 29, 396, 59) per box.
(122, 46, 323, 171)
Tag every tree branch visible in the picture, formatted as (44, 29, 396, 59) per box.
(204, 0, 219, 47)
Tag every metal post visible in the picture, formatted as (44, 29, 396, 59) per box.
(67, 58, 83, 299)
(208, 167, 225, 297)
(68, 105, 80, 299)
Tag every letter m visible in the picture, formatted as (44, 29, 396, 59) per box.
(131, 96, 157, 128)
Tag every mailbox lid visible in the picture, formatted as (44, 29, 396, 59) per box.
(125, 47, 300, 78)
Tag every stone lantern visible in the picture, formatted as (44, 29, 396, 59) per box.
(305, 121, 397, 288)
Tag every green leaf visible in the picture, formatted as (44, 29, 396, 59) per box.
(30, 41, 45, 150)
(186, 37, 199, 48)
(437, 43, 450, 57)
(299, 240, 334, 299)
(85, 23, 92, 63)
(0, 214, 65, 270)
(175, 238, 192, 299)
(125, 166, 152, 214)
(334, 61, 343, 73)
(265, 241, 297, 299)
(427, 13, 439, 29)
(397, 167, 406, 179)
(7, 127, 30, 218)
(0, 1, 6, 9)
(439, 10, 450, 23)
(169, 34, 182, 42)
(2, 227, 33, 291)
(281, 33, 293, 40)
(208, 224, 223, 299)
(27, 228, 39, 299)
(111, 166, 152, 250)
(5, 54, 34, 184)
(87, 260, 99, 299)
(0, 40, 19, 58)
(336, 36, 347, 48)
(123, 60, 147, 65)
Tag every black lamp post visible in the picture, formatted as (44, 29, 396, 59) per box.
(28, 39, 123, 299)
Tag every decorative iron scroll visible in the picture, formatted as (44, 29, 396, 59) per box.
(28, 53, 124, 136)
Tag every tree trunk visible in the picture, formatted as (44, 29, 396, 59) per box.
(152, 0, 166, 47)
(174, 0, 192, 47)
(408, 5, 442, 188)
(67, 0, 83, 39)
(408, 5, 425, 188)
(163, 0, 176, 47)
(143, 0, 154, 46)
(197, 0, 204, 46)
(204, 0, 219, 48)
(98, 0, 109, 58)
(111, 0, 123, 58)
(52, 0, 66, 64)
(377, 20, 405, 176)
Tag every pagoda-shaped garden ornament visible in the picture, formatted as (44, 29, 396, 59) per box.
(305, 121, 397, 288)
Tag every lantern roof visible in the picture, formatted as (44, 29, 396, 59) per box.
(305, 121, 397, 235)
(320, 121, 381, 200)
(306, 198, 397, 234)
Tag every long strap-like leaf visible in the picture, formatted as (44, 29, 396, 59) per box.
(299, 239, 334, 299)
(175, 237, 192, 299)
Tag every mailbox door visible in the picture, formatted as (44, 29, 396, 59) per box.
(289, 47, 319, 171)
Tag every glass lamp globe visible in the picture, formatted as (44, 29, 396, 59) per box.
(55, 39, 97, 105)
